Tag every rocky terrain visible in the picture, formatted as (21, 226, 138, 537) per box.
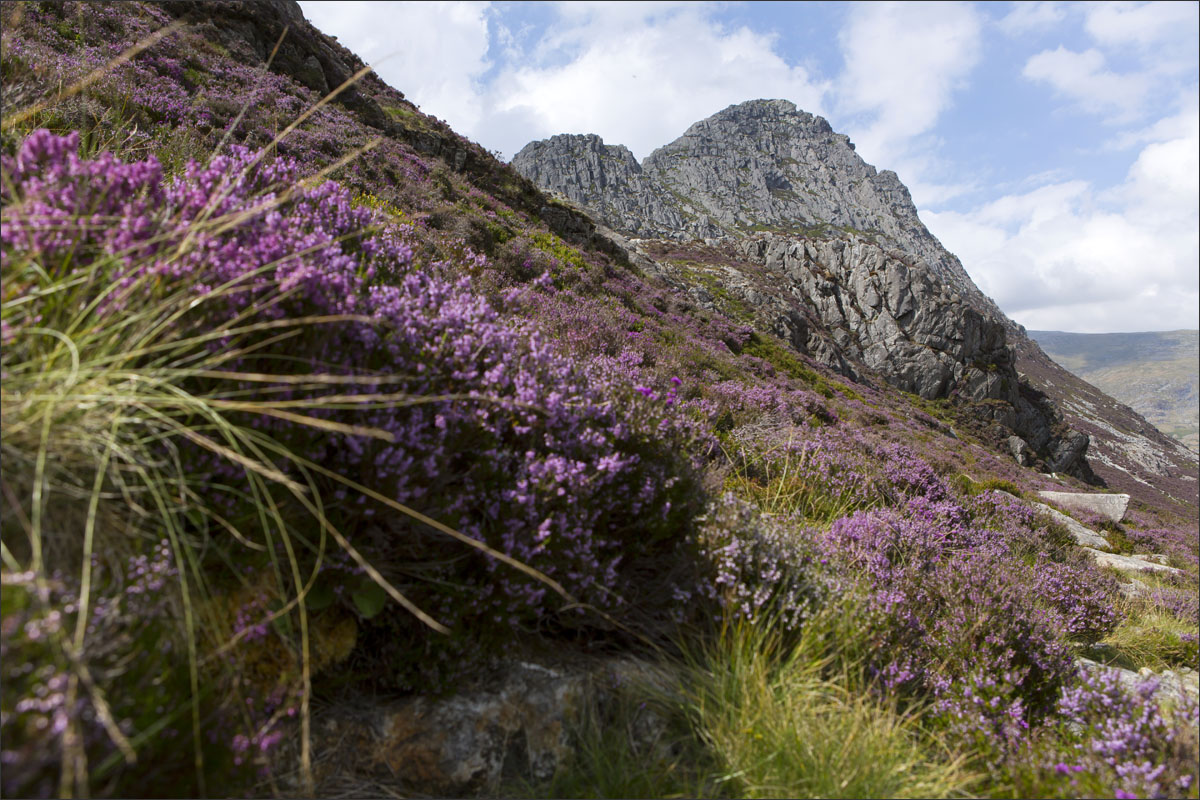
(514, 102, 1199, 509)
(2, 3, 1197, 799)
(1032, 330, 1200, 453)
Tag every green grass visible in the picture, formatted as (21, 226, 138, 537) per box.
(517, 607, 976, 799)
(719, 432, 875, 526)
(951, 474, 1024, 499)
(1099, 602, 1200, 671)
(742, 331, 837, 399)
(678, 618, 975, 799)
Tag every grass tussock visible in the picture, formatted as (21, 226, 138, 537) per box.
(681, 613, 976, 800)
(523, 605, 977, 800)
(1100, 605, 1199, 672)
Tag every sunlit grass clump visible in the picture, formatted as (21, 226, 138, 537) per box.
(520, 605, 976, 800)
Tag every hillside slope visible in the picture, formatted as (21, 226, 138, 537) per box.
(2, 3, 1197, 798)
(1031, 330, 1199, 453)
(514, 103, 1200, 514)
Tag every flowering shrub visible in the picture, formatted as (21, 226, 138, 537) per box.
(3, 130, 707, 632)
(1, 129, 710, 788)
(3, 4, 1197, 797)
(1055, 668, 1199, 798)
(821, 494, 1119, 748)
(695, 494, 832, 632)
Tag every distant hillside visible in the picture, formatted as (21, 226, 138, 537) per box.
(1030, 330, 1199, 452)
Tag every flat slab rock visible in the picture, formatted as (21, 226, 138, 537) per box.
(1037, 490, 1130, 523)
(1082, 548, 1181, 575)
(1030, 501, 1112, 550)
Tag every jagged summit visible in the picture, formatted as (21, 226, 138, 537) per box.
(514, 100, 991, 313)
(515, 100, 1197, 497)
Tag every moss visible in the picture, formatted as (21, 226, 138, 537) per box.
(742, 331, 837, 398)
(531, 230, 587, 271)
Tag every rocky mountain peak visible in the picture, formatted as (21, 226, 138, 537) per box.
(513, 100, 1096, 480)
(515, 101, 1197, 496)
(514, 101, 992, 312)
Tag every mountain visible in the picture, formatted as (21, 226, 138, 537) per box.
(1030, 330, 1199, 452)
(514, 102, 1200, 510)
(3, 3, 1198, 798)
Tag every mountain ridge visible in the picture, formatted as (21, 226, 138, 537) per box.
(513, 102, 1199, 507)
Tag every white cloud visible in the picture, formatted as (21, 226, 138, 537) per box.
(298, 1, 492, 132)
(481, 4, 827, 160)
(924, 105, 1199, 332)
(1022, 47, 1149, 122)
(1106, 92, 1200, 149)
(298, 2, 829, 161)
(997, 1, 1066, 36)
(1022, 4, 1196, 125)
(831, 2, 983, 211)
(1084, 1, 1199, 49)
(835, 1, 982, 166)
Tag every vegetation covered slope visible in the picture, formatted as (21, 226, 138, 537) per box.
(1, 2, 1197, 798)
(1032, 330, 1199, 453)
(514, 106, 1200, 517)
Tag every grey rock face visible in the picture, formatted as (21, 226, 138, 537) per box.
(735, 233, 1015, 402)
(515, 100, 999, 314)
(513, 135, 701, 238)
(1008, 436, 1034, 466)
(308, 659, 672, 796)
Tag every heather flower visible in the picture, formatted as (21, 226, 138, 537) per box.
(2, 131, 709, 695)
(1056, 667, 1200, 798)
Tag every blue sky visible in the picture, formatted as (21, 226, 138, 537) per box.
(298, 1, 1199, 334)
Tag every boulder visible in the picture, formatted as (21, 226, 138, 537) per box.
(1008, 435, 1034, 466)
(308, 659, 671, 796)
(1030, 502, 1112, 550)
(1037, 491, 1130, 523)
(1081, 548, 1182, 576)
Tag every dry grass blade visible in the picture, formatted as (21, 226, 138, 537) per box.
(1, 21, 187, 130)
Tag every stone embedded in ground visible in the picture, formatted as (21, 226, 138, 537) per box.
(308, 659, 672, 796)
(1076, 657, 1200, 699)
(1081, 548, 1182, 576)
(1030, 501, 1112, 550)
(1037, 490, 1130, 523)
(1116, 576, 1151, 598)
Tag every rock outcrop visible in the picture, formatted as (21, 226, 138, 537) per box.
(307, 659, 671, 797)
(514, 100, 998, 310)
(1037, 491, 1130, 523)
(1031, 501, 1114, 551)
(735, 234, 1014, 403)
(514, 100, 1096, 479)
